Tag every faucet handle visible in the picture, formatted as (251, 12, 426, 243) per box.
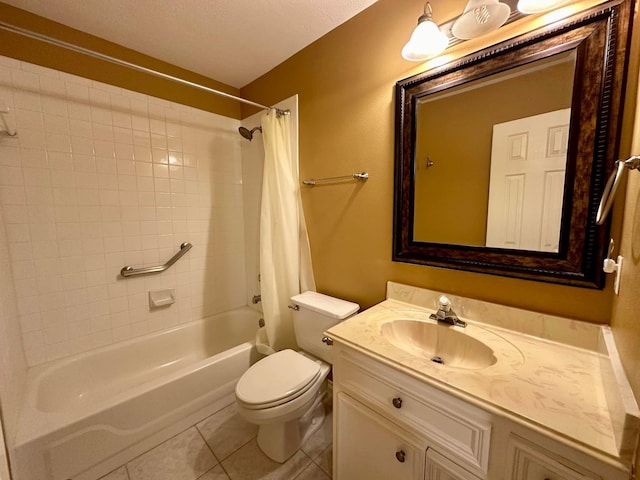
(437, 295, 451, 312)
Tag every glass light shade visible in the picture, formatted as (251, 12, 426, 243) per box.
(401, 19, 449, 61)
(451, 0, 511, 40)
(517, 0, 569, 13)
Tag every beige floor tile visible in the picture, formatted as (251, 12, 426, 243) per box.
(314, 444, 332, 478)
(301, 411, 332, 461)
(99, 466, 129, 480)
(196, 403, 258, 461)
(294, 463, 331, 480)
(127, 427, 217, 480)
(196, 464, 230, 479)
(221, 439, 312, 480)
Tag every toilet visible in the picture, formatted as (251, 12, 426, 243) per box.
(235, 291, 359, 463)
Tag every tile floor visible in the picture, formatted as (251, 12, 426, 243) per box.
(98, 401, 333, 480)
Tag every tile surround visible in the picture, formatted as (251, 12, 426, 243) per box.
(0, 202, 28, 452)
(0, 55, 250, 366)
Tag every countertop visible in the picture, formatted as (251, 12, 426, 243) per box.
(326, 283, 640, 466)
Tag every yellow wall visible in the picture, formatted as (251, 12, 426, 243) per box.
(611, 0, 640, 422)
(0, 2, 241, 119)
(241, 0, 633, 322)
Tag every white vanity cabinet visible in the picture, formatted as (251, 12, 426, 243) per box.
(333, 345, 490, 479)
(505, 436, 599, 480)
(332, 343, 629, 480)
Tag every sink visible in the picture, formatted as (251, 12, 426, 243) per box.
(380, 319, 497, 369)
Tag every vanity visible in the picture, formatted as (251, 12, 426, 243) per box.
(326, 283, 639, 479)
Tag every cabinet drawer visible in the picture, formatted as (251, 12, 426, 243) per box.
(506, 435, 601, 480)
(335, 349, 491, 474)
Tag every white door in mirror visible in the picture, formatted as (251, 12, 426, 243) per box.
(486, 109, 570, 252)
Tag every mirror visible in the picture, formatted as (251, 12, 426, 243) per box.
(413, 51, 575, 252)
(393, 0, 632, 288)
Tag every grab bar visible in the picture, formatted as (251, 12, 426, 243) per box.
(0, 106, 17, 137)
(302, 172, 368, 186)
(120, 242, 192, 277)
(596, 156, 640, 225)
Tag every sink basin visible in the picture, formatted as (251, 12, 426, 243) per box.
(380, 319, 497, 369)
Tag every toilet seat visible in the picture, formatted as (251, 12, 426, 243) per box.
(236, 349, 322, 409)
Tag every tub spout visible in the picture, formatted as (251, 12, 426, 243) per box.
(252, 295, 261, 304)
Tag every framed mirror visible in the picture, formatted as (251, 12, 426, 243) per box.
(393, 0, 632, 288)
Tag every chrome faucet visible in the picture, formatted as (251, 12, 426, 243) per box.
(429, 295, 467, 328)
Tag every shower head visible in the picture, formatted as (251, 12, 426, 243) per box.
(239, 126, 262, 141)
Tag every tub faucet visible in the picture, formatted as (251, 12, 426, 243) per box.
(252, 294, 261, 304)
(429, 295, 467, 328)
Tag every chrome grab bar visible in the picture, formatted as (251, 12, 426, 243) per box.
(120, 242, 192, 277)
(0, 107, 17, 137)
(596, 156, 640, 225)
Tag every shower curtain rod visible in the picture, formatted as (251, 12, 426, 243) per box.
(0, 21, 289, 115)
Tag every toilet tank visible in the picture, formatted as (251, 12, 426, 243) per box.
(290, 291, 359, 364)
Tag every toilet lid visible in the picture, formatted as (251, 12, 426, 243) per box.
(236, 349, 321, 406)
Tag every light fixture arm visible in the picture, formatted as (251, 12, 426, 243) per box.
(419, 2, 434, 23)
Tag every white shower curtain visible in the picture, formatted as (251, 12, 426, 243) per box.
(260, 109, 316, 352)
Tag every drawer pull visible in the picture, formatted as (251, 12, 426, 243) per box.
(395, 450, 406, 463)
(392, 397, 403, 409)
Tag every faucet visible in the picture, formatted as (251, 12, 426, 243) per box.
(429, 295, 467, 328)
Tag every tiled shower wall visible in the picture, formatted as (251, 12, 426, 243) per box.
(0, 201, 27, 447)
(0, 55, 248, 367)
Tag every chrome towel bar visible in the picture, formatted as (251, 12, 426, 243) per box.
(596, 156, 640, 225)
(302, 172, 368, 186)
(120, 242, 192, 277)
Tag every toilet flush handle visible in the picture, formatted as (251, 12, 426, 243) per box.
(288, 304, 299, 310)
(322, 336, 334, 346)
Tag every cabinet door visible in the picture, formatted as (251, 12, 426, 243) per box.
(506, 436, 600, 480)
(426, 448, 481, 480)
(334, 392, 425, 480)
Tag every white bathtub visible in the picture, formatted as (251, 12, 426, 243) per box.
(13, 307, 262, 480)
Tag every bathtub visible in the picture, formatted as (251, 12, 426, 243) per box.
(13, 307, 262, 480)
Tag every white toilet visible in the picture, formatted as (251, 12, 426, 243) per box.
(235, 291, 359, 463)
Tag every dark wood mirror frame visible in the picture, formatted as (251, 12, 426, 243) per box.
(393, 0, 632, 288)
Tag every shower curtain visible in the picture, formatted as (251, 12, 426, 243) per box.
(259, 109, 316, 352)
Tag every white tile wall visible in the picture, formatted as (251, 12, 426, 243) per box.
(0, 55, 248, 366)
(0, 202, 27, 450)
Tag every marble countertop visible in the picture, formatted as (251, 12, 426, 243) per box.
(326, 283, 639, 465)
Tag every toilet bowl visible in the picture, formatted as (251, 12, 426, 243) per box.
(235, 291, 359, 463)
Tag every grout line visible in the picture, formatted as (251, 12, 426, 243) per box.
(193, 422, 234, 479)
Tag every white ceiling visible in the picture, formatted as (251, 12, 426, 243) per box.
(7, 0, 380, 88)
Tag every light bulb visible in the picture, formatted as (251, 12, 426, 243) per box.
(402, 18, 449, 61)
(451, 0, 511, 40)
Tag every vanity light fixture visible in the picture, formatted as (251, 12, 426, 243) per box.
(451, 0, 511, 40)
(401, 2, 449, 61)
(517, 0, 569, 13)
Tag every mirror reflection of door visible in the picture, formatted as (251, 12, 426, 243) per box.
(411, 51, 575, 250)
(485, 109, 570, 252)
